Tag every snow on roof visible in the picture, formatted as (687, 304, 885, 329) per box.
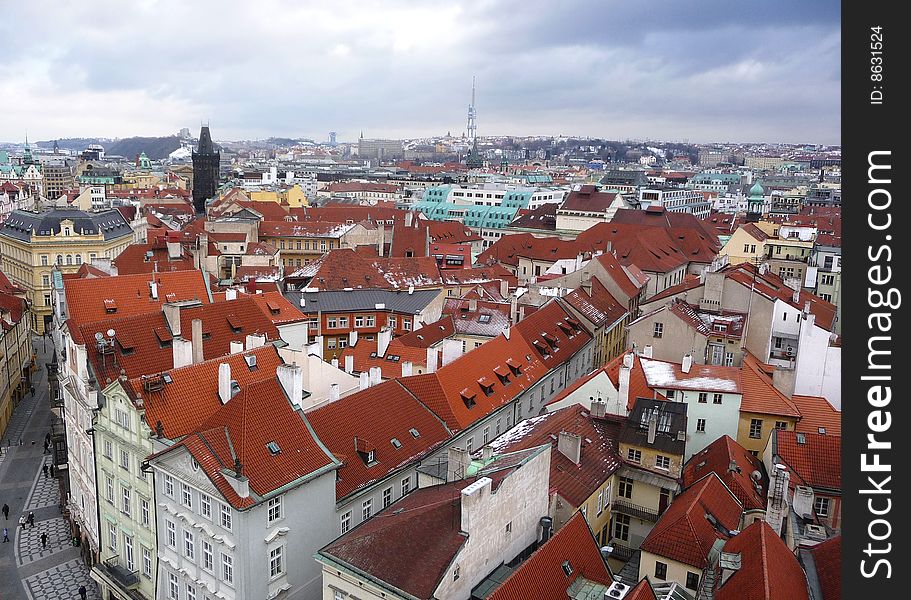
(640, 358, 741, 393)
(487, 413, 554, 451)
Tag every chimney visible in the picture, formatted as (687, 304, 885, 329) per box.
(329, 383, 340, 403)
(359, 371, 370, 390)
(590, 397, 606, 418)
(482, 446, 494, 462)
(401, 361, 413, 377)
(277, 364, 304, 407)
(557, 431, 582, 465)
(468, 298, 478, 312)
(348, 329, 358, 347)
(581, 272, 593, 296)
(218, 363, 232, 404)
(230, 340, 244, 354)
(245, 333, 265, 350)
(163, 303, 181, 336)
(642, 344, 653, 358)
(448, 446, 471, 482)
(792, 287, 800, 303)
(619, 358, 632, 411)
(172, 337, 193, 369)
(426, 347, 438, 373)
(441, 338, 462, 366)
(344, 355, 354, 374)
(191, 318, 204, 364)
(499, 279, 509, 298)
(309, 338, 324, 360)
(378, 327, 392, 357)
(226, 288, 237, 301)
(405, 211, 413, 227)
(369, 366, 382, 385)
(149, 281, 159, 300)
(682, 354, 693, 373)
(460, 477, 492, 534)
(166, 240, 181, 260)
(647, 410, 658, 445)
(331, 357, 339, 369)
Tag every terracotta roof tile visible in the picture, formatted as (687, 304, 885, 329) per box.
(773, 430, 840, 491)
(640, 472, 742, 569)
(792, 395, 840, 436)
(249, 291, 307, 324)
(486, 405, 623, 507)
(807, 535, 840, 600)
(563, 278, 628, 327)
(487, 512, 613, 600)
(306, 379, 451, 500)
(715, 520, 809, 600)
(740, 355, 801, 418)
(683, 435, 766, 511)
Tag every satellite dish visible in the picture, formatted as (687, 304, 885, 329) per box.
(94, 332, 104, 342)
(107, 329, 116, 337)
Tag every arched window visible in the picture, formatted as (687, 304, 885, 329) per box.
(75, 255, 82, 264)
(56, 255, 63, 264)
(65, 254, 73, 265)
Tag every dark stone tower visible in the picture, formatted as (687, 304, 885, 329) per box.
(192, 125, 220, 214)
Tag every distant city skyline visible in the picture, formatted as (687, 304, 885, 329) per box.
(0, 0, 840, 145)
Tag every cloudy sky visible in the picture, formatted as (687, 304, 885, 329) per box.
(0, 0, 840, 144)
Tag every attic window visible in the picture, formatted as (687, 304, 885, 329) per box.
(818, 427, 826, 435)
(391, 438, 402, 449)
(245, 354, 257, 370)
(478, 314, 491, 324)
(478, 377, 495, 397)
(562, 561, 573, 577)
(557, 321, 573, 335)
(165, 293, 177, 302)
(460, 388, 477, 409)
(541, 332, 558, 348)
(409, 428, 420, 439)
(506, 358, 522, 375)
(532, 340, 551, 358)
(266, 301, 282, 315)
(266, 441, 281, 455)
(226, 314, 243, 333)
(796, 433, 807, 444)
(104, 299, 117, 313)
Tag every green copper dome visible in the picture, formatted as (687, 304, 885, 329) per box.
(749, 182, 764, 196)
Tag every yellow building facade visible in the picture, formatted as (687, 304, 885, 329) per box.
(0, 209, 134, 333)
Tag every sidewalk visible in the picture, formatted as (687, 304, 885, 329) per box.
(0, 336, 100, 600)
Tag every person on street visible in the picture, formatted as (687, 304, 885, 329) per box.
(78, 585, 88, 600)
(41, 532, 48, 548)
(19, 515, 26, 530)
(43, 464, 49, 478)
(27, 511, 35, 528)
(2, 527, 8, 542)
(2, 503, 8, 520)
(50, 464, 56, 477)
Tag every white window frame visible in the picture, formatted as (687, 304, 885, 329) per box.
(269, 545, 285, 579)
(268, 496, 283, 523)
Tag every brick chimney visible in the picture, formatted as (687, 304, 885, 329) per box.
(218, 363, 232, 404)
(557, 431, 582, 465)
(191, 318, 204, 364)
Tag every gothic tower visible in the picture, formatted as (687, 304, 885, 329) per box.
(192, 125, 220, 214)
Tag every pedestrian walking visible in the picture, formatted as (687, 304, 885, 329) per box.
(2, 503, 8, 520)
(43, 441, 50, 454)
(40, 532, 48, 548)
(27, 511, 35, 528)
(2, 527, 8, 542)
(43, 464, 49, 478)
(78, 585, 88, 600)
(50, 464, 56, 477)
(19, 515, 26, 530)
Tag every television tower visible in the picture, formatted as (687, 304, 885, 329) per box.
(466, 76, 477, 143)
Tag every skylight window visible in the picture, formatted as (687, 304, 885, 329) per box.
(266, 441, 281, 455)
(409, 428, 420, 439)
(478, 314, 491, 324)
(391, 438, 402, 449)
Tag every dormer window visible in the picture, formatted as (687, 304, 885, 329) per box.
(460, 388, 477, 409)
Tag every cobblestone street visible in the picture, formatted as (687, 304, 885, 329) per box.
(0, 337, 100, 600)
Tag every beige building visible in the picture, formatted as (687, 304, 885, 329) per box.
(0, 208, 134, 333)
(718, 222, 768, 267)
(0, 285, 31, 438)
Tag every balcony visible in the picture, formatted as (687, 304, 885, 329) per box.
(97, 556, 141, 590)
(612, 498, 661, 522)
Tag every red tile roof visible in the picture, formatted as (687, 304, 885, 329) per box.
(396, 317, 456, 349)
(442, 298, 512, 338)
(64, 271, 212, 342)
(80, 297, 280, 383)
(132, 345, 283, 440)
(486, 405, 623, 507)
(258, 220, 354, 238)
(389, 221, 429, 257)
(577, 223, 717, 273)
(249, 291, 307, 325)
(715, 520, 809, 600)
(287, 248, 443, 289)
(807, 535, 840, 600)
(563, 278, 628, 327)
(159, 377, 338, 509)
(338, 338, 429, 378)
(626, 580, 659, 600)
(560, 185, 621, 213)
(113, 243, 196, 274)
(306, 379, 452, 500)
(602, 353, 655, 411)
(639, 356, 742, 394)
(327, 182, 399, 194)
(610, 207, 719, 242)
(773, 430, 840, 491)
(792, 395, 840, 436)
(640, 472, 743, 569)
(441, 263, 517, 289)
(426, 220, 482, 243)
(683, 435, 767, 511)
(593, 251, 647, 301)
(724, 263, 836, 331)
(739, 354, 801, 418)
(487, 512, 613, 600)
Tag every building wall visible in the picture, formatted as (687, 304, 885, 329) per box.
(639, 550, 706, 595)
(736, 412, 798, 455)
(719, 228, 764, 266)
(655, 388, 741, 460)
(154, 446, 339, 600)
(92, 381, 157, 600)
(433, 447, 551, 599)
(0, 304, 31, 439)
